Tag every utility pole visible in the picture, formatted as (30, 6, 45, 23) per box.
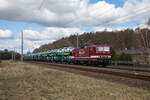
(12, 51, 14, 61)
(14, 48, 16, 61)
(21, 32, 23, 62)
(77, 33, 79, 49)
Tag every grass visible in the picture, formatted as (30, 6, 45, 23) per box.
(0, 61, 149, 100)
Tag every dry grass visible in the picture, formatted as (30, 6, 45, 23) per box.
(0, 61, 149, 100)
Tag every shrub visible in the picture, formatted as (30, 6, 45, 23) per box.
(112, 53, 132, 61)
(110, 48, 116, 58)
(112, 55, 120, 61)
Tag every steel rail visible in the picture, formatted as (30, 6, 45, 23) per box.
(26, 61, 150, 81)
(107, 67, 150, 73)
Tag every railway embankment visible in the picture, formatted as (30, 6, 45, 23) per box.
(26, 61, 150, 90)
(0, 61, 150, 100)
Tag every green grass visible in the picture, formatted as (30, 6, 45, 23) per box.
(0, 61, 149, 100)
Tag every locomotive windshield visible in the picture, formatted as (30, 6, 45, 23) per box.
(104, 47, 110, 51)
(97, 46, 110, 52)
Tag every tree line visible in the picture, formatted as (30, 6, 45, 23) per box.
(0, 49, 20, 60)
(34, 28, 150, 53)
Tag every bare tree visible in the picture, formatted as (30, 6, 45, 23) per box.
(135, 28, 146, 49)
(146, 18, 150, 26)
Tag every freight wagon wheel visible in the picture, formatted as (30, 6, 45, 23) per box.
(102, 64, 106, 67)
(78, 61, 82, 65)
(77, 61, 80, 65)
(89, 61, 93, 66)
(72, 61, 75, 65)
(93, 62, 98, 67)
(85, 61, 90, 66)
(75, 61, 78, 65)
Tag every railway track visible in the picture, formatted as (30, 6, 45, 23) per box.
(26, 61, 150, 81)
(107, 66, 150, 73)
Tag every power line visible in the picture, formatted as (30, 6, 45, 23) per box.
(104, 7, 150, 26)
(38, 1, 150, 27)
(98, 6, 150, 26)
(89, 6, 150, 27)
(39, 0, 46, 10)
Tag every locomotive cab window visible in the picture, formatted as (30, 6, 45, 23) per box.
(97, 47, 103, 51)
(104, 47, 110, 51)
(97, 46, 110, 51)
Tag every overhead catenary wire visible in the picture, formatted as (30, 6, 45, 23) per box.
(103, 6, 150, 26)
(39, 0, 46, 10)
(20, 0, 46, 56)
(37, 0, 150, 27)
(87, 6, 150, 27)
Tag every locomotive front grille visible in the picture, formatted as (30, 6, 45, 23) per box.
(90, 55, 111, 59)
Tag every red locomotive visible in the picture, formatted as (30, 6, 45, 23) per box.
(71, 44, 111, 66)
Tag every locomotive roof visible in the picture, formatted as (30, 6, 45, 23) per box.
(77, 44, 110, 49)
(26, 46, 75, 56)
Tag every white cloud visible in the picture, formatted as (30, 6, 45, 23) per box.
(94, 23, 150, 32)
(106, 0, 150, 25)
(0, 27, 84, 53)
(8, 27, 83, 53)
(23, 27, 84, 41)
(0, 29, 13, 39)
(0, 39, 44, 53)
(132, 24, 150, 30)
(0, 39, 19, 50)
(0, 0, 149, 27)
(93, 26, 128, 32)
(23, 30, 42, 41)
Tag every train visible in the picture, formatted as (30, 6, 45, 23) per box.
(24, 44, 111, 67)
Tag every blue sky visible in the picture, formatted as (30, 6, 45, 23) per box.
(0, 20, 44, 38)
(89, 0, 124, 7)
(0, 0, 149, 53)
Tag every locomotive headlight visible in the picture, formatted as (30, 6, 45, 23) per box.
(108, 56, 111, 58)
(91, 56, 100, 58)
